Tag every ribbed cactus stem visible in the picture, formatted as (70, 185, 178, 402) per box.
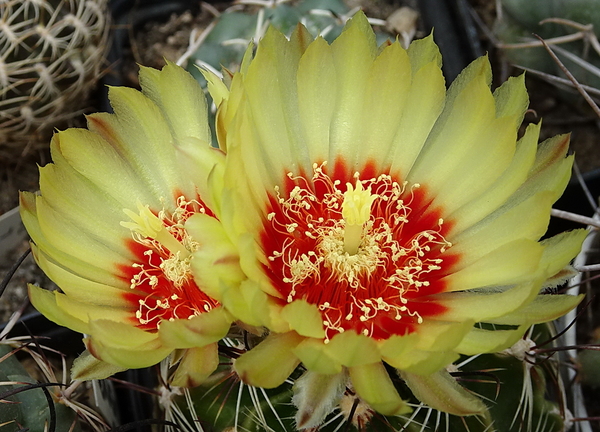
(0, 0, 110, 159)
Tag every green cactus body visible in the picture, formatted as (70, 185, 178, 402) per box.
(0, 345, 82, 432)
(496, 0, 600, 99)
(162, 323, 568, 432)
(0, 0, 110, 159)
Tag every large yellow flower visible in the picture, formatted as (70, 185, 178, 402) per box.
(198, 13, 586, 417)
(20, 63, 239, 385)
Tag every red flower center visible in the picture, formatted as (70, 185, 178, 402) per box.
(119, 194, 219, 331)
(261, 160, 459, 342)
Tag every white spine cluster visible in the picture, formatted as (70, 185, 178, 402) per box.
(0, 0, 110, 157)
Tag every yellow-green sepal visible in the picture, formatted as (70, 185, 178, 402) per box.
(488, 293, 584, 326)
(85, 319, 172, 368)
(385, 348, 459, 376)
(234, 331, 303, 388)
(400, 369, 489, 416)
(158, 307, 232, 349)
(71, 349, 127, 381)
(138, 61, 211, 146)
(281, 300, 325, 339)
(349, 362, 410, 416)
(293, 370, 347, 429)
(293, 337, 343, 375)
(455, 325, 529, 355)
(85, 336, 172, 370)
(28, 285, 90, 335)
(323, 331, 381, 367)
(170, 344, 219, 387)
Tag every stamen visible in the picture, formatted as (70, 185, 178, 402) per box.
(121, 195, 218, 331)
(263, 163, 453, 341)
(121, 202, 190, 258)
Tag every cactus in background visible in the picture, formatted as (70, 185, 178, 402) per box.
(180, 0, 392, 91)
(495, 0, 600, 94)
(0, 331, 111, 432)
(0, 345, 83, 432)
(0, 0, 110, 160)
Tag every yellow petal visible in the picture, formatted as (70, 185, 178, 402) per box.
(428, 114, 517, 214)
(37, 160, 126, 247)
(355, 42, 412, 164)
(538, 229, 588, 280)
(449, 192, 553, 264)
(52, 127, 161, 209)
(407, 58, 495, 191)
(513, 134, 573, 205)
(448, 122, 539, 233)
(88, 319, 161, 350)
(383, 348, 459, 375)
(28, 285, 90, 334)
(221, 280, 281, 329)
(406, 33, 442, 74)
(493, 73, 528, 123)
(442, 239, 543, 292)
(20, 194, 123, 287)
(202, 68, 229, 107)
(175, 138, 225, 214)
(329, 13, 377, 166)
(89, 84, 193, 201)
(138, 61, 211, 146)
(433, 279, 541, 322)
(35, 194, 127, 274)
(378, 333, 414, 361)
(296, 36, 336, 163)
(32, 244, 129, 307)
(389, 60, 446, 177)
(243, 26, 306, 171)
(187, 213, 244, 300)
(413, 320, 474, 352)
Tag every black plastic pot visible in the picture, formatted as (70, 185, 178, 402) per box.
(418, 0, 484, 82)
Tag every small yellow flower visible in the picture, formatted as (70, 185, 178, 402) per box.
(20, 63, 242, 385)
(200, 12, 586, 418)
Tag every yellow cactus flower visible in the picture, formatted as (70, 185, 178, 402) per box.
(199, 12, 586, 418)
(20, 63, 241, 385)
